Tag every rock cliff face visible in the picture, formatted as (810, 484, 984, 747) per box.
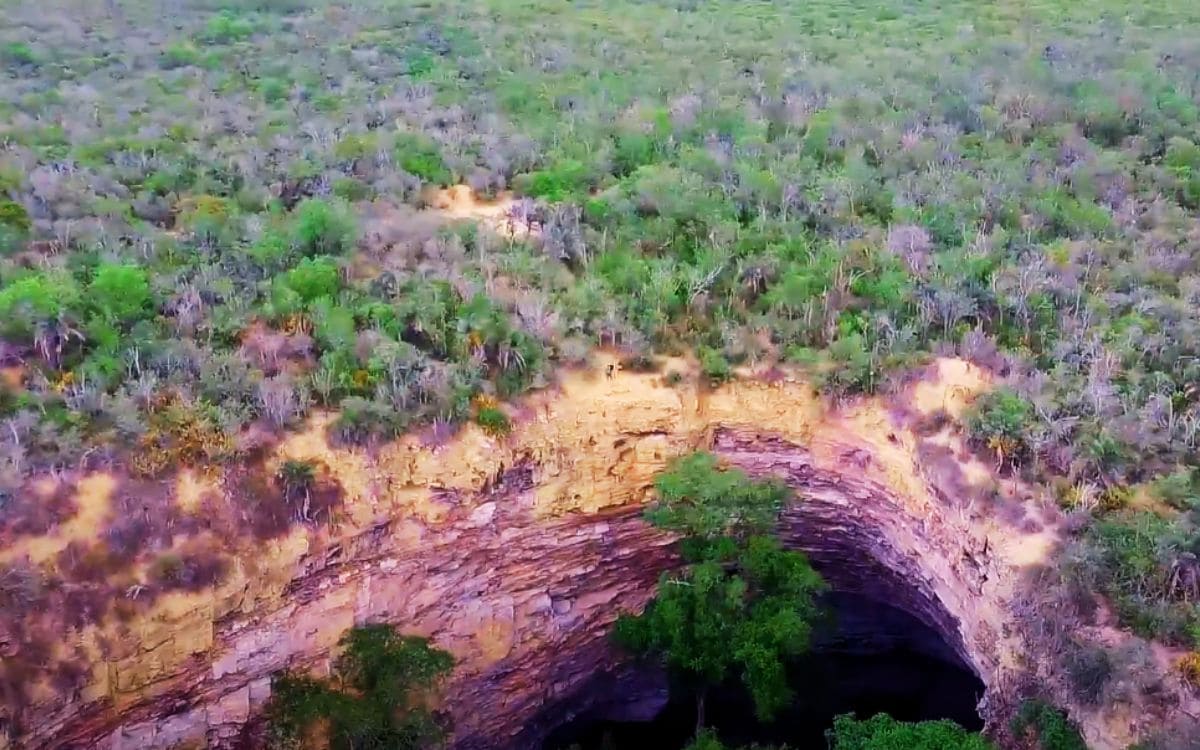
(0, 356, 1181, 750)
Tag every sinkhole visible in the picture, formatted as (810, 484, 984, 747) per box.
(537, 592, 985, 750)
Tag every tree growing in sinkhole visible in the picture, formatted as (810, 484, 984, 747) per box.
(827, 713, 995, 750)
(614, 452, 826, 737)
(265, 624, 454, 750)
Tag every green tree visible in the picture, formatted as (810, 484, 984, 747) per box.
(0, 272, 81, 340)
(394, 133, 452, 185)
(266, 624, 454, 750)
(274, 257, 342, 312)
(827, 713, 994, 750)
(616, 453, 824, 736)
(645, 452, 789, 542)
(292, 199, 356, 257)
(89, 263, 152, 324)
(0, 200, 31, 254)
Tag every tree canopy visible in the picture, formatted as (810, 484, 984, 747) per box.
(827, 713, 994, 750)
(616, 453, 826, 734)
(266, 624, 454, 750)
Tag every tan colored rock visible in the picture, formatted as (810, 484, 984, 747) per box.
(3, 356, 1194, 749)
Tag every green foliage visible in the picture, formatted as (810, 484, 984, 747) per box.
(966, 388, 1035, 465)
(613, 131, 667, 176)
(278, 459, 316, 492)
(0, 200, 31, 254)
(518, 160, 591, 202)
(475, 405, 511, 437)
(820, 333, 876, 396)
(617, 453, 824, 735)
(1010, 701, 1087, 750)
(311, 299, 357, 352)
(394, 133, 452, 185)
(827, 713, 994, 750)
(161, 41, 202, 69)
(292, 199, 355, 257)
(267, 624, 454, 750)
(698, 346, 732, 384)
(683, 730, 730, 750)
(1075, 511, 1200, 644)
(681, 730, 783, 750)
(802, 111, 836, 162)
(275, 257, 341, 312)
(615, 534, 825, 722)
(200, 11, 255, 44)
(88, 264, 153, 324)
(1151, 469, 1200, 511)
(0, 272, 81, 339)
(646, 452, 789, 541)
(2, 42, 38, 67)
(334, 134, 377, 164)
(333, 177, 372, 202)
(0, 201, 31, 234)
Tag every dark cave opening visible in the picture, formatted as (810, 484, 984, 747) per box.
(539, 592, 985, 750)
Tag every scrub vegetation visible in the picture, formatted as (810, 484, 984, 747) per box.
(2, 0, 1200, 746)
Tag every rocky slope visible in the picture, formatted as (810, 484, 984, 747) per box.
(0, 356, 1188, 749)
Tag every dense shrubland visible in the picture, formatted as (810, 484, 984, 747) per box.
(0, 0, 1199, 731)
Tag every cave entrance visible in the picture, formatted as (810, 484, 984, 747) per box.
(539, 592, 984, 750)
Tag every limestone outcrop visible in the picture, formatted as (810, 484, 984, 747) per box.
(0, 356, 1185, 749)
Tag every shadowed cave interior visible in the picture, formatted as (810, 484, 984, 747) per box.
(539, 592, 985, 750)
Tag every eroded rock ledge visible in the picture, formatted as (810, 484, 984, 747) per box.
(0, 357, 1174, 749)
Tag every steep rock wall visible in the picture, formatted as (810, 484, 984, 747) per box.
(0, 357, 1172, 749)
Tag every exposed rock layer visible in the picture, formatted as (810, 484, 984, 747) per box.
(1, 357, 1175, 750)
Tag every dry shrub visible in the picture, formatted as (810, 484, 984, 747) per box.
(148, 545, 228, 592)
(234, 460, 344, 539)
(0, 480, 76, 538)
(1177, 652, 1200, 689)
(130, 393, 235, 478)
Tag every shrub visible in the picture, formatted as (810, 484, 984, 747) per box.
(966, 388, 1034, 467)
(332, 177, 372, 201)
(1152, 470, 1200, 511)
(1, 42, 38, 67)
(180, 194, 233, 237)
(394, 133, 452, 185)
(0, 200, 31, 234)
(277, 459, 316, 494)
(130, 397, 234, 477)
(1177, 652, 1200, 689)
(291, 198, 355, 257)
(475, 405, 511, 437)
(89, 263, 153, 324)
(0, 272, 81, 340)
(200, 11, 255, 44)
(0, 200, 31, 254)
(1065, 643, 1113, 705)
(828, 713, 994, 750)
(1165, 137, 1200, 209)
(1097, 484, 1132, 513)
(160, 41, 201, 69)
(1010, 700, 1087, 750)
(698, 346, 731, 384)
(613, 132, 665, 176)
(517, 159, 590, 202)
(275, 256, 341, 308)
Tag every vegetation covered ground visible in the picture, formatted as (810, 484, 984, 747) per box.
(2, 0, 1200, 746)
